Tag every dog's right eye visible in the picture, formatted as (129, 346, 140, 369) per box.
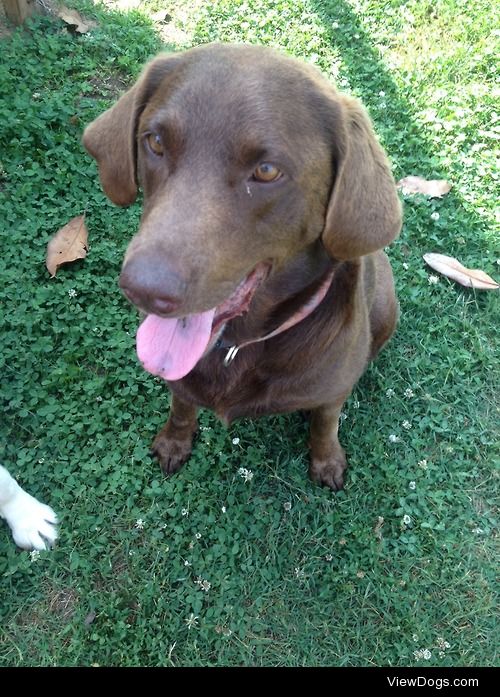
(252, 162, 282, 183)
(146, 133, 165, 157)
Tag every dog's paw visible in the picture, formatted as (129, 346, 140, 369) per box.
(309, 451, 347, 492)
(152, 432, 193, 476)
(2, 489, 58, 550)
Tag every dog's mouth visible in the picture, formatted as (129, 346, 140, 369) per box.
(136, 263, 270, 381)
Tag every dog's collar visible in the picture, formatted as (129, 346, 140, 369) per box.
(219, 268, 335, 366)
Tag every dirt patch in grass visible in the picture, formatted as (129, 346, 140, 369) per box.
(46, 585, 79, 621)
(86, 72, 131, 99)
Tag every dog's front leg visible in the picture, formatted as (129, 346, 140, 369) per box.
(152, 395, 199, 475)
(309, 399, 349, 491)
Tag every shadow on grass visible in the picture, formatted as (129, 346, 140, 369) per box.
(310, 1, 425, 169)
(310, 0, 493, 256)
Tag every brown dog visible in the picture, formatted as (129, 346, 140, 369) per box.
(83, 43, 401, 490)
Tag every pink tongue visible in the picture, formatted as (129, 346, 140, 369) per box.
(137, 309, 216, 381)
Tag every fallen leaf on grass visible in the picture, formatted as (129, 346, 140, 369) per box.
(46, 215, 88, 278)
(58, 7, 97, 34)
(423, 253, 499, 290)
(397, 176, 452, 198)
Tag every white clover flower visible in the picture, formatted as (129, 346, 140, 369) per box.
(418, 459, 428, 470)
(221, 505, 227, 514)
(215, 624, 232, 635)
(428, 274, 439, 285)
(413, 648, 431, 661)
(181, 508, 188, 517)
(96, 395, 103, 402)
(430, 212, 440, 221)
(389, 434, 400, 443)
(437, 637, 451, 650)
(68, 288, 77, 298)
(134, 519, 145, 530)
(185, 613, 198, 629)
(386, 388, 396, 398)
(195, 532, 202, 540)
(184, 559, 191, 567)
(403, 514, 411, 526)
(332, 21, 339, 29)
(194, 576, 211, 591)
(325, 554, 333, 561)
(195, 576, 211, 591)
(30, 550, 40, 562)
(283, 501, 292, 512)
(232, 437, 240, 445)
(402, 420, 412, 430)
(413, 634, 419, 642)
(238, 467, 254, 482)
(38, 458, 45, 464)
(353, 400, 360, 409)
(409, 481, 416, 490)
(378, 90, 386, 97)
(404, 388, 414, 398)
(402, 262, 409, 270)
(294, 567, 305, 579)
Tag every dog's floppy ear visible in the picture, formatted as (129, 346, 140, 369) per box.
(322, 95, 402, 260)
(82, 54, 183, 206)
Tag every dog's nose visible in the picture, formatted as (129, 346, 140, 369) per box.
(119, 254, 186, 316)
(121, 286, 180, 315)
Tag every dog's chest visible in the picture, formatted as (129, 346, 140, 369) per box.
(167, 341, 308, 422)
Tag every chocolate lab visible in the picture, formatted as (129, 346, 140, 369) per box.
(83, 43, 401, 490)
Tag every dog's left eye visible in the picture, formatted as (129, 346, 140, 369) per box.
(252, 162, 282, 183)
(146, 133, 165, 157)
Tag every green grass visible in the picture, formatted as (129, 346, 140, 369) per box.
(0, 0, 498, 667)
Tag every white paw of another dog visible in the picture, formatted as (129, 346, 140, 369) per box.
(0, 465, 58, 550)
(1, 486, 58, 551)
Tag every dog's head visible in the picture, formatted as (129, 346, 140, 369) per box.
(83, 43, 401, 379)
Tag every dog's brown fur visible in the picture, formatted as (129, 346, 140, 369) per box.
(83, 43, 401, 490)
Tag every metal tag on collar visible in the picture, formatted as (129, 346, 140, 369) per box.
(223, 345, 240, 367)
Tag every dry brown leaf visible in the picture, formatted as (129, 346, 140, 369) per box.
(58, 7, 97, 34)
(423, 253, 499, 290)
(46, 215, 88, 278)
(397, 176, 452, 198)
